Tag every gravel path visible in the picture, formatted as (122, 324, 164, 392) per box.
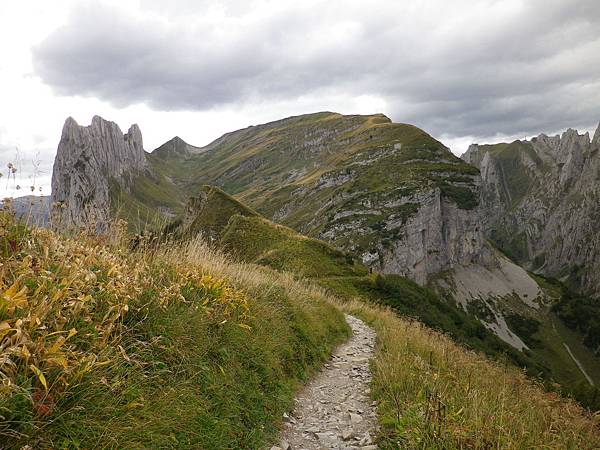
(271, 315, 378, 450)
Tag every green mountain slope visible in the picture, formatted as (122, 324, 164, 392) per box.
(0, 209, 349, 448)
(143, 112, 484, 284)
(173, 186, 600, 409)
(3, 203, 599, 448)
(48, 113, 600, 411)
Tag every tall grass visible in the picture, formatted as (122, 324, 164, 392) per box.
(0, 211, 349, 448)
(340, 301, 600, 449)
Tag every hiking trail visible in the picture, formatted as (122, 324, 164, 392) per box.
(271, 315, 378, 450)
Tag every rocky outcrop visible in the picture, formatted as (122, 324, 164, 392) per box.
(153, 112, 494, 286)
(463, 122, 600, 296)
(376, 188, 494, 284)
(51, 116, 148, 229)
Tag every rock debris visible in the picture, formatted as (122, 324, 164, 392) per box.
(271, 315, 378, 450)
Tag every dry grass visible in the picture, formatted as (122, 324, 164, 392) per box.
(0, 211, 349, 447)
(339, 301, 600, 449)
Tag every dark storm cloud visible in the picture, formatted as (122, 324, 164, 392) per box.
(33, 0, 600, 139)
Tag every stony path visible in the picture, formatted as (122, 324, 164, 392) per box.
(271, 315, 378, 450)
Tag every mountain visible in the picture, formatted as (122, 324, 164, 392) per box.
(462, 123, 600, 297)
(173, 184, 600, 407)
(3, 190, 599, 448)
(1, 195, 50, 226)
(154, 112, 492, 284)
(51, 116, 185, 230)
(53, 113, 494, 280)
(173, 185, 542, 365)
(48, 113, 600, 400)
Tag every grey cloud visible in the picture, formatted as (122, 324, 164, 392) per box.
(33, 0, 600, 140)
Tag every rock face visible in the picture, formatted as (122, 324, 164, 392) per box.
(463, 122, 600, 296)
(376, 188, 493, 284)
(51, 116, 148, 228)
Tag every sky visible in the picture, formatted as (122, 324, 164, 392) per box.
(1, 0, 600, 198)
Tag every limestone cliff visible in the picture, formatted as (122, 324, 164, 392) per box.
(463, 122, 600, 296)
(51, 116, 148, 228)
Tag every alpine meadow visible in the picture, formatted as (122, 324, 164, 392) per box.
(2, 1, 600, 449)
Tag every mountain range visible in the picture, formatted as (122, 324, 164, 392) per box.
(41, 112, 600, 408)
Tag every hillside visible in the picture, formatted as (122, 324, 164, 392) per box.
(176, 186, 600, 409)
(46, 113, 600, 410)
(54, 113, 492, 284)
(0, 208, 349, 448)
(51, 114, 556, 352)
(2, 205, 599, 448)
(149, 112, 490, 285)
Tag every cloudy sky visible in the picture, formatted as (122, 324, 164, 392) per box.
(1, 0, 600, 197)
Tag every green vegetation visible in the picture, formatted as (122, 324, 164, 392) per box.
(320, 275, 547, 378)
(488, 226, 530, 263)
(341, 301, 600, 449)
(0, 210, 349, 448)
(477, 140, 540, 207)
(178, 185, 259, 240)
(177, 187, 600, 413)
(178, 192, 559, 386)
(437, 181, 478, 209)
(133, 112, 482, 261)
(221, 215, 368, 278)
(553, 290, 600, 355)
(505, 314, 542, 348)
(3, 193, 600, 448)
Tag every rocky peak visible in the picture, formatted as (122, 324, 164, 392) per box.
(51, 115, 149, 229)
(464, 120, 600, 296)
(152, 135, 204, 159)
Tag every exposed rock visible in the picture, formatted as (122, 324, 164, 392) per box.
(377, 188, 494, 284)
(275, 315, 378, 450)
(463, 122, 600, 296)
(2, 195, 50, 227)
(51, 116, 148, 229)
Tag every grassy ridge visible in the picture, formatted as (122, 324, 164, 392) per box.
(2, 204, 599, 448)
(221, 214, 368, 278)
(142, 112, 481, 261)
(182, 191, 548, 379)
(0, 211, 349, 448)
(175, 190, 600, 446)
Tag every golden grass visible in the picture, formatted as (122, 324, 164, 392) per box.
(339, 300, 600, 449)
(0, 216, 250, 415)
(0, 211, 349, 447)
(2, 206, 599, 448)
(162, 239, 600, 448)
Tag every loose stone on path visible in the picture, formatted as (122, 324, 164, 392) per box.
(271, 314, 378, 450)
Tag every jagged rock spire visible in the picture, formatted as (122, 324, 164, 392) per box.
(51, 115, 148, 229)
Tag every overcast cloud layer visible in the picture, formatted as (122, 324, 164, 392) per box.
(34, 0, 600, 139)
(1, 0, 600, 197)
